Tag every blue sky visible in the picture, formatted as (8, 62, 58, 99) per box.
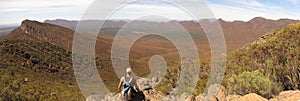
(0, 0, 299, 25)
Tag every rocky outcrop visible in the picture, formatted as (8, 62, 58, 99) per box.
(137, 77, 163, 101)
(237, 93, 268, 101)
(194, 85, 300, 101)
(269, 90, 300, 101)
(86, 93, 121, 101)
(85, 83, 300, 101)
(137, 77, 160, 91)
(8, 20, 74, 49)
(224, 95, 241, 101)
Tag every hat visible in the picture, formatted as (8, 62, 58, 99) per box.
(126, 68, 132, 73)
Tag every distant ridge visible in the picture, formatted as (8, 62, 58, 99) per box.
(4, 18, 299, 59)
(5, 20, 176, 59)
(44, 19, 127, 30)
(45, 17, 299, 50)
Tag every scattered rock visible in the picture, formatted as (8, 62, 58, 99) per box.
(31, 59, 40, 64)
(21, 63, 25, 66)
(86, 93, 121, 101)
(137, 78, 156, 91)
(24, 52, 31, 59)
(162, 93, 194, 101)
(47, 68, 59, 73)
(26, 60, 31, 65)
(86, 92, 146, 101)
(51, 92, 56, 96)
(24, 78, 29, 82)
(143, 90, 165, 101)
(143, 84, 152, 90)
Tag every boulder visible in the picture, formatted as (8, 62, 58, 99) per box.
(86, 93, 121, 101)
(269, 90, 300, 101)
(225, 95, 241, 101)
(237, 93, 268, 101)
(195, 94, 202, 101)
(162, 93, 194, 101)
(185, 95, 194, 101)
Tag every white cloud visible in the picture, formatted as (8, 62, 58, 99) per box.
(0, 0, 93, 11)
(110, 3, 192, 21)
(229, 0, 264, 7)
(207, 3, 300, 21)
(0, 0, 300, 25)
(0, 0, 94, 24)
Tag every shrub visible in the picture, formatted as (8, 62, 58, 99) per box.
(231, 70, 274, 98)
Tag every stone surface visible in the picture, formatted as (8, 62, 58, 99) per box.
(24, 78, 29, 82)
(237, 93, 268, 101)
(88, 75, 300, 101)
(225, 95, 241, 101)
(195, 94, 202, 101)
(269, 90, 300, 101)
(86, 93, 122, 101)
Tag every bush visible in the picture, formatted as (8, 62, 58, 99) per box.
(231, 70, 274, 98)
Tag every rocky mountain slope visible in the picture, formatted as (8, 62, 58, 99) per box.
(1, 19, 299, 100)
(6, 20, 74, 49)
(0, 39, 84, 100)
(0, 39, 148, 100)
(151, 22, 300, 100)
(87, 22, 300, 101)
(5, 20, 179, 59)
(224, 22, 300, 96)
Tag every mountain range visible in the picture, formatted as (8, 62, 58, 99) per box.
(0, 17, 299, 100)
(44, 17, 299, 59)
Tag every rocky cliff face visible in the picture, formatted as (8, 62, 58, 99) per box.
(7, 20, 74, 49)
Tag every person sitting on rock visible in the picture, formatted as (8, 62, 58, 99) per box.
(118, 67, 140, 101)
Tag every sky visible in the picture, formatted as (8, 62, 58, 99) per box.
(0, 0, 299, 25)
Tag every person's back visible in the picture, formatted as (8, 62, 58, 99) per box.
(118, 68, 140, 101)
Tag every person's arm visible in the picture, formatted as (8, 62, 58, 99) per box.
(118, 78, 123, 92)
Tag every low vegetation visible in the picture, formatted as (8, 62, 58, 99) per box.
(157, 23, 300, 98)
(231, 70, 274, 98)
(0, 21, 299, 100)
(0, 39, 151, 100)
(223, 22, 300, 98)
(0, 40, 84, 100)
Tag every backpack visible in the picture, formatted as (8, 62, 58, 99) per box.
(121, 77, 134, 100)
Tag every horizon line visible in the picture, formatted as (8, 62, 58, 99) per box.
(2, 16, 300, 27)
